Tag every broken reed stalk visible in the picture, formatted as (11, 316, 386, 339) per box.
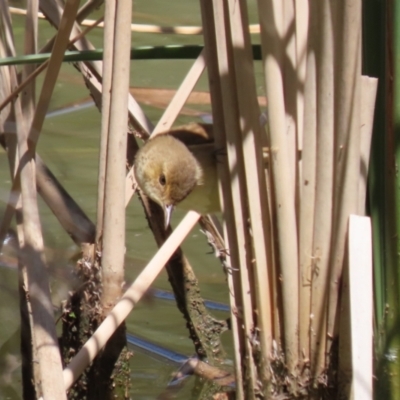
(63, 211, 201, 390)
(257, 0, 299, 373)
(95, 0, 115, 242)
(310, 0, 335, 377)
(226, 0, 273, 387)
(100, 0, 131, 312)
(298, 21, 317, 365)
(328, 0, 362, 354)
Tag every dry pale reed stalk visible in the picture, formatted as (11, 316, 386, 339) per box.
(257, 0, 299, 373)
(95, 0, 116, 242)
(298, 28, 317, 364)
(226, 0, 273, 388)
(328, 0, 362, 353)
(100, 0, 132, 311)
(346, 215, 373, 399)
(10, 6, 261, 35)
(282, 0, 299, 202)
(152, 50, 206, 135)
(21, 0, 37, 122)
(0, 2, 76, 393)
(310, 0, 335, 376)
(294, 0, 309, 153)
(199, 1, 248, 396)
(0, 35, 40, 390)
(16, 0, 79, 394)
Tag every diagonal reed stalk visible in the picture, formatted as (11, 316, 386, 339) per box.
(63, 211, 201, 390)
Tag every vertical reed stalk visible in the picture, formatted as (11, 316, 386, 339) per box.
(95, 0, 115, 242)
(1, 1, 79, 397)
(257, 0, 299, 374)
(93, 1, 132, 395)
(0, 37, 38, 393)
(226, 0, 273, 388)
(294, 0, 309, 152)
(328, 0, 361, 348)
(282, 0, 298, 202)
(310, 0, 334, 376)
(12, 60, 68, 400)
(298, 4, 316, 365)
(100, 0, 131, 313)
(199, 1, 248, 396)
(21, 0, 37, 121)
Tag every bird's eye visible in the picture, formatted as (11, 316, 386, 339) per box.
(159, 174, 166, 186)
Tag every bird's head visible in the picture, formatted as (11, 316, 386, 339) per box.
(134, 135, 203, 228)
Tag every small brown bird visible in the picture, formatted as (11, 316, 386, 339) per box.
(134, 123, 220, 228)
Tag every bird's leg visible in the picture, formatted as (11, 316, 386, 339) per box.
(212, 147, 227, 164)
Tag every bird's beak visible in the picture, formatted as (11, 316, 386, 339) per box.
(164, 204, 174, 229)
